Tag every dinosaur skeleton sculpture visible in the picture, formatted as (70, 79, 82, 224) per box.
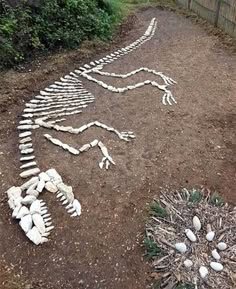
(6, 18, 177, 245)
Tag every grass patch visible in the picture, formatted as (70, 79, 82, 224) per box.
(209, 192, 224, 207)
(144, 237, 162, 259)
(150, 201, 168, 218)
(188, 189, 203, 203)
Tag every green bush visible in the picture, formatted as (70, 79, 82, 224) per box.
(0, 0, 118, 68)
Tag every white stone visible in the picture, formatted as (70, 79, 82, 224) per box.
(46, 168, 62, 182)
(20, 168, 40, 178)
(26, 226, 42, 245)
(8, 199, 15, 210)
(45, 181, 58, 193)
(39, 172, 51, 182)
(217, 242, 227, 251)
(185, 229, 197, 242)
(27, 189, 39, 198)
(30, 200, 41, 215)
(21, 176, 39, 190)
(57, 183, 74, 203)
(6, 186, 22, 200)
(21, 195, 36, 205)
(20, 214, 33, 233)
(19, 131, 32, 138)
(212, 249, 221, 260)
(199, 266, 208, 279)
(26, 181, 38, 195)
(12, 205, 22, 218)
(16, 206, 29, 219)
(184, 259, 193, 268)
(193, 216, 201, 231)
(20, 161, 37, 169)
(206, 231, 215, 242)
(20, 155, 35, 162)
(175, 243, 187, 253)
(73, 199, 81, 216)
(19, 137, 32, 144)
(210, 262, 223, 272)
(32, 213, 46, 234)
(21, 148, 34, 155)
(36, 179, 45, 193)
(90, 139, 99, 147)
(13, 196, 23, 207)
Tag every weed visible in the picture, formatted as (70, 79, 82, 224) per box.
(150, 201, 168, 218)
(209, 192, 224, 207)
(144, 237, 162, 259)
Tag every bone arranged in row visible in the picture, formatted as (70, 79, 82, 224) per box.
(44, 134, 115, 170)
(23, 100, 94, 113)
(30, 94, 94, 105)
(26, 96, 95, 108)
(22, 105, 88, 118)
(75, 18, 157, 74)
(7, 169, 82, 245)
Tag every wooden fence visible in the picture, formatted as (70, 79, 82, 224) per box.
(176, 0, 236, 38)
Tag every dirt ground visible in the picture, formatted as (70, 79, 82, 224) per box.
(0, 6, 235, 289)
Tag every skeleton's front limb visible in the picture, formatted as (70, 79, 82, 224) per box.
(92, 67, 177, 86)
(44, 134, 115, 170)
(80, 68, 177, 105)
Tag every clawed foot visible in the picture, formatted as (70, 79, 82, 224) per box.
(162, 90, 177, 106)
(99, 156, 115, 170)
(119, 131, 136, 142)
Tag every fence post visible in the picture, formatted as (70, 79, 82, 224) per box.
(214, 0, 221, 27)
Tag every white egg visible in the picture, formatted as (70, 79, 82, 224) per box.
(175, 243, 187, 253)
(184, 259, 193, 268)
(193, 216, 201, 231)
(199, 266, 208, 279)
(185, 229, 197, 242)
(217, 242, 227, 251)
(212, 249, 221, 260)
(210, 262, 224, 272)
(206, 231, 215, 242)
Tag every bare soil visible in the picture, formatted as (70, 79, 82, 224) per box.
(0, 7, 235, 289)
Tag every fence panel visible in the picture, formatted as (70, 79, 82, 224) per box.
(218, 0, 236, 37)
(177, 0, 236, 38)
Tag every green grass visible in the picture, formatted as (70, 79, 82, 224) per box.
(108, 0, 176, 18)
(144, 237, 163, 259)
(188, 189, 203, 203)
(150, 201, 168, 218)
(209, 192, 224, 207)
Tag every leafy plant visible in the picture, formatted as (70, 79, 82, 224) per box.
(0, 0, 118, 68)
(209, 192, 224, 207)
(150, 201, 168, 218)
(144, 237, 162, 259)
(188, 189, 203, 203)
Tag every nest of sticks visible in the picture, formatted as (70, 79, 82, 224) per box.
(145, 189, 236, 289)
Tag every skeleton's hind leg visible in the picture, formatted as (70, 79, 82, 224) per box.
(36, 119, 136, 142)
(44, 134, 115, 170)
